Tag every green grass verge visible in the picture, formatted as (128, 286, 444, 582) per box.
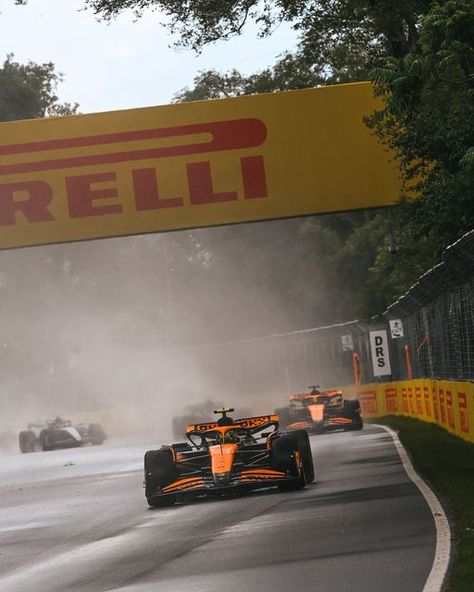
(373, 416, 474, 592)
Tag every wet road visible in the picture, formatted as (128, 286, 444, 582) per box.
(0, 427, 435, 591)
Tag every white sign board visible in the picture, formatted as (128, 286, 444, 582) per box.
(369, 330, 392, 376)
(389, 319, 404, 339)
(341, 334, 354, 351)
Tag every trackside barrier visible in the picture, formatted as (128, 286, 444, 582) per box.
(342, 379, 474, 444)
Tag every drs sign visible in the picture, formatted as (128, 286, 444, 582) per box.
(369, 330, 392, 377)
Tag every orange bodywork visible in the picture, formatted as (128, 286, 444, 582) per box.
(308, 404, 325, 422)
(162, 476, 205, 493)
(209, 443, 238, 475)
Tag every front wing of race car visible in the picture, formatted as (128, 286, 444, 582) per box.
(159, 466, 291, 496)
(286, 412, 361, 433)
(146, 445, 305, 502)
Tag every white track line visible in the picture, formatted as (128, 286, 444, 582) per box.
(375, 424, 451, 592)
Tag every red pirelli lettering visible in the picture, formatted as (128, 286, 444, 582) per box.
(458, 393, 470, 434)
(402, 388, 409, 414)
(241, 156, 267, 199)
(385, 388, 399, 413)
(408, 387, 415, 415)
(0, 119, 267, 176)
(132, 168, 183, 210)
(359, 391, 377, 415)
(439, 389, 447, 425)
(0, 180, 54, 225)
(446, 391, 455, 429)
(66, 173, 122, 218)
(423, 386, 431, 417)
(415, 387, 423, 416)
(187, 161, 238, 205)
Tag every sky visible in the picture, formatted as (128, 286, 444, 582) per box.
(0, 0, 299, 113)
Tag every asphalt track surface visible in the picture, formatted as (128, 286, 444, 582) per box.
(0, 426, 436, 592)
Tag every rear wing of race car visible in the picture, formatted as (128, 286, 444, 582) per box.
(289, 393, 311, 401)
(289, 393, 320, 403)
(186, 414, 280, 433)
(323, 389, 343, 396)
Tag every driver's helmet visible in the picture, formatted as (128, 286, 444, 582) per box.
(223, 430, 237, 443)
(224, 428, 250, 444)
(217, 416, 234, 426)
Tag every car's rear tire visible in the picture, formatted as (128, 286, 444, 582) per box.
(89, 423, 106, 445)
(19, 430, 37, 453)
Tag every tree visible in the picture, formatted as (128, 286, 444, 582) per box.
(173, 53, 326, 102)
(0, 54, 78, 122)
(369, 0, 474, 257)
(84, 0, 431, 58)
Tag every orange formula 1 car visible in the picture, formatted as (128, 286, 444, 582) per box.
(275, 386, 363, 434)
(144, 408, 314, 507)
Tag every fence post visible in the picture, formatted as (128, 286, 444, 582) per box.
(404, 344, 413, 380)
(352, 352, 361, 385)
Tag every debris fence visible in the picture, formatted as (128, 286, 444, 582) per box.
(171, 230, 474, 396)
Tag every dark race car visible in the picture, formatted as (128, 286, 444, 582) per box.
(275, 386, 363, 434)
(144, 408, 315, 507)
(18, 416, 107, 452)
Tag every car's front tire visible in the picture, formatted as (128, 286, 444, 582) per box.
(271, 430, 314, 491)
(144, 449, 179, 507)
(39, 429, 54, 451)
(147, 494, 177, 508)
(294, 429, 315, 483)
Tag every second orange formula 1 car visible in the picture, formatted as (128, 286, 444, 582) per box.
(275, 387, 363, 434)
(144, 408, 315, 507)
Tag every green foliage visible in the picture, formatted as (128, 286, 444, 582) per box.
(173, 53, 325, 102)
(171, 0, 473, 320)
(0, 55, 78, 122)
(84, 0, 430, 58)
(369, 0, 474, 257)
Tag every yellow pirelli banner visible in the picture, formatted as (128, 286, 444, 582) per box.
(342, 379, 474, 444)
(0, 82, 402, 249)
